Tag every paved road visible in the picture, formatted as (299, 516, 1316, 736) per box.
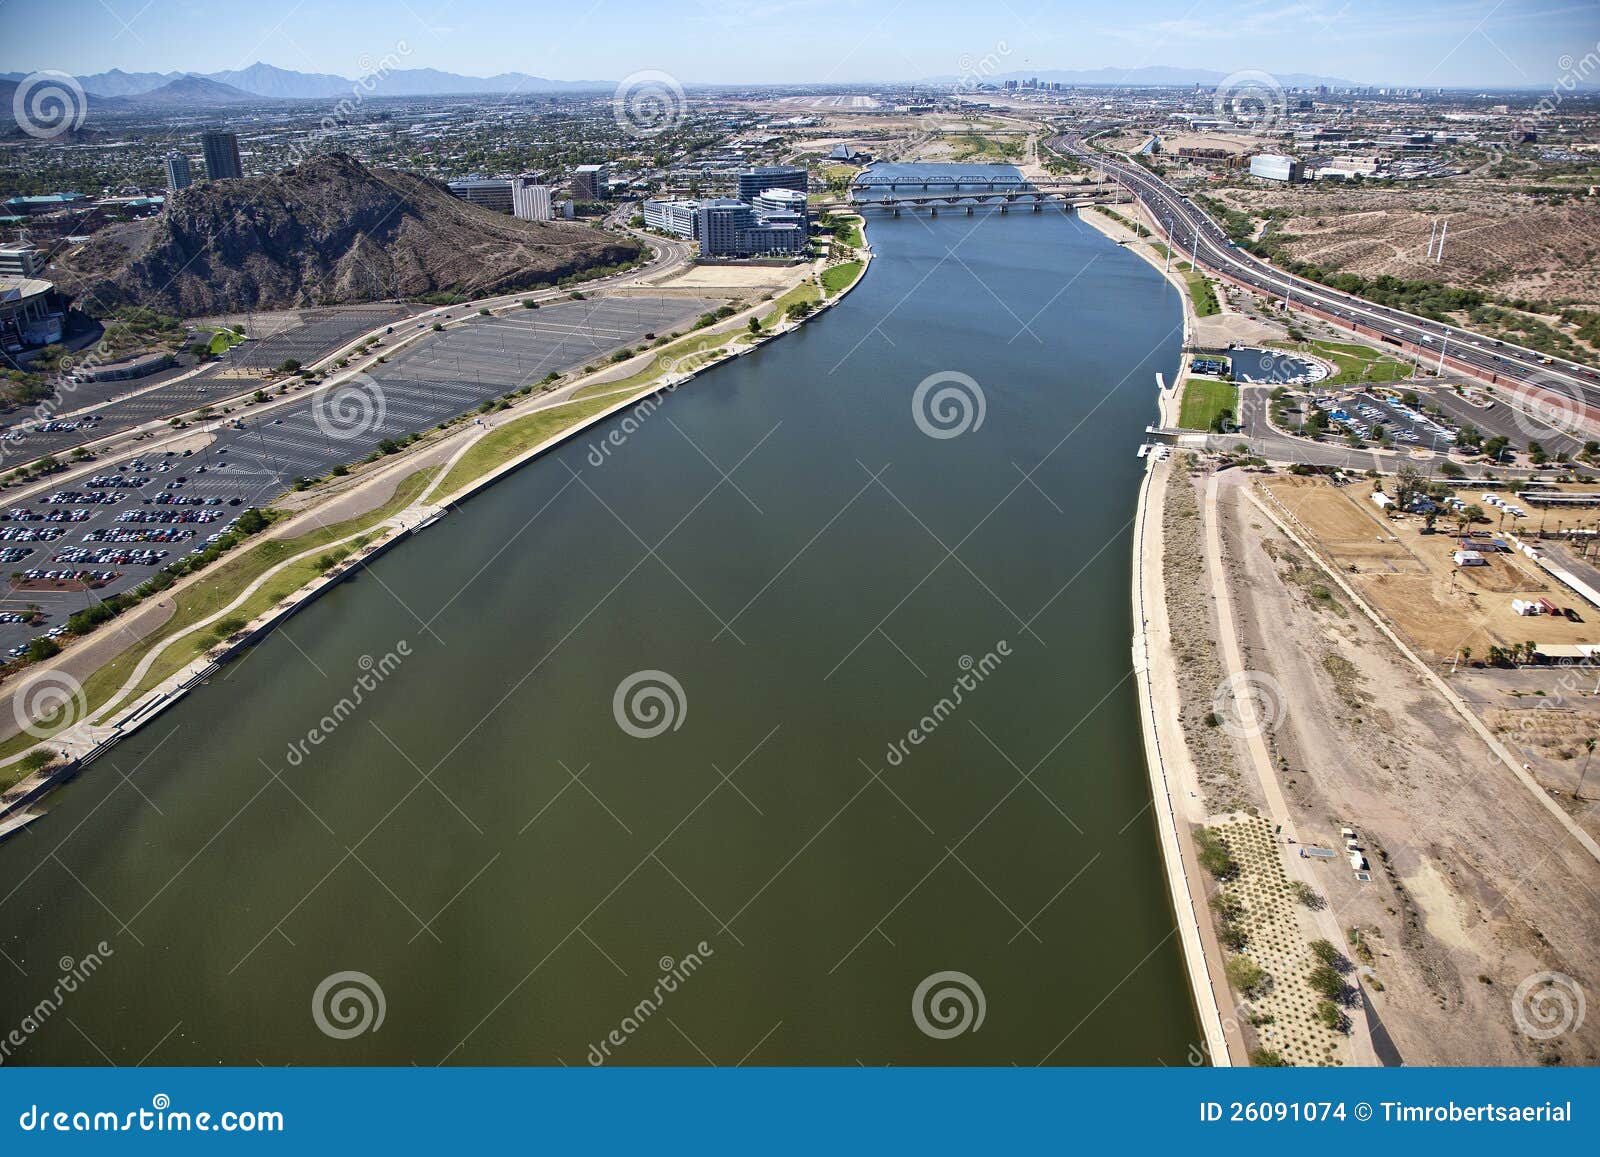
(0, 225, 693, 474)
(0, 293, 710, 654)
(1054, 136, 1600, 414)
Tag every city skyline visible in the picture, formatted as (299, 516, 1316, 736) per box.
(2, 0, 1596, 90)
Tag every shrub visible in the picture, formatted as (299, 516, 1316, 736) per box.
(1225, 955, 1266, 996)
(1249, 1048, 1288, 1066)
(1194, 827, 1237, 879)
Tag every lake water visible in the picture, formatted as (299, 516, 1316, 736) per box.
(0, 198, 1199, 1066)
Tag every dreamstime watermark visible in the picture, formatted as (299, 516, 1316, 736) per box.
(284, 42, 414, 169)
(912, 970, 986, 1039)
(613, 70, 687, 138)
(0, 941, 114, 1065)
(284, 643, 411, 767)
(1212, 70, 1287, 134)
(11, 70, 88, 139)
(1210, 670, 1288, 740)
(585, 374, 684, 467)
(883, 642, 1011, 767)
(586, 942, 715, 1064)
(612, 669, 686, 738)
(912, 371, 986, 439)
(1507, 372, 1595, 444)
(12, 669, 88, 741)
(1521, 41, 1600, 131)
(1511, 971, 1585, 1040)
(312, 372, 388, 441)
(907, 42, 1012, 152)
(311, 970, 386, 1039)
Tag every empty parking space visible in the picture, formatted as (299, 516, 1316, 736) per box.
(0, 293, 713, 653)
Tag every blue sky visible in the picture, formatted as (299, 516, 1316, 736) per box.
(1, 0, 1595, 87)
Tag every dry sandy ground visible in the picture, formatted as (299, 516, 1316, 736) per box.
(1219, 468, 1600, 1065)
(1212, 185, 1600, 312)
(654, 265, 798, 291)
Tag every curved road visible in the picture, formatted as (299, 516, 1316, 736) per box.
(1054, 136, 1600, 416)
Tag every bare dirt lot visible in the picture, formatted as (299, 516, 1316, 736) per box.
(1211, 184, 1600, 313)
(1262, 476, 1600, 660)
(1219, 469, 1600, 1065)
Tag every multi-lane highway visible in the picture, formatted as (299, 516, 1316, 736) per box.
(1054, 136, 1600, 426)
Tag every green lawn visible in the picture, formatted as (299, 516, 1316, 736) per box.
(822, 261, 864, 297)
(206, 327, 244, 355)
(0, 468, 438, 771)
(1271, 339, 1409, 387)
(1178, 379, 1237, 430)
(1183, 270, 1220, 317)
(760, 282, 822, 326)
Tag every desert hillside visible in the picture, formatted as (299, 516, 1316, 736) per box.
(52, 153, 640, 317)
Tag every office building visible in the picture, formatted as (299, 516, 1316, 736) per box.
(642, 198, 700, 238)
(737, 166, 808, 201)
(696, 198, 806, 258)
(753, 187, 808, 226)
(571, 164, 608, 200)
(164, 151, 192, 192)
(201, 130, 243, 180)
(0, 244, 44, 280)
(512, 177, 553, 221)
(1248, 153, 1302, 182)
(447, 178, 515, 214)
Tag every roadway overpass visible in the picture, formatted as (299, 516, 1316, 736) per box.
(1052, 135, 1600, 437)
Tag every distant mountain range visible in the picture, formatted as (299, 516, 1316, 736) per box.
(0, 62, 615, 102)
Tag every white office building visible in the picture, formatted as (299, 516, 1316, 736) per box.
(512, 177, 554, 221)
(642, 198, 700, 238)
(1249, 153, 1302, 182)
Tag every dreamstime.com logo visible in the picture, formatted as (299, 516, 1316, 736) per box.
(913, 970, 986, 1039)
(0, 941, 114, 1065)
(912, 371, 986, 439)
(12, 669, 88, 741)
(1210, 670, 1288, 740)
(1212, 70, 1287, 134)
(311, 971, 386, 1039)
(11, 70, 88, 139)
(312, 373, 388, 441)
(587, 942, 715, 1064)
(1508, 374, 1594, 444)
(612, 669, 687, 738)
(613, 70, 687, 138)
(1511, 971, 1586, 1040)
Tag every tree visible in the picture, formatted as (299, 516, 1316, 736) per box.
(1315, 1000, 1346, 1031)
(1392, 463, 1424, 510)
(1309, 938, 1342, 968)
(748, 316, 761, 334)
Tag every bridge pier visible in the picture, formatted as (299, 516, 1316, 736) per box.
(1032, 202, 1041, 212)
(999, 204, 1008, 214)
(929, 206, 937, 216)
(892, 207, 900, 218)
(966, 205, 974, 216)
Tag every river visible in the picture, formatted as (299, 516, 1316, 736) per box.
(0, 196, 1198, 1065)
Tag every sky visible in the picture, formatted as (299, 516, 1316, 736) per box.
(1, 0, 1596, 88)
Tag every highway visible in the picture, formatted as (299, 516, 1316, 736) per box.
(1053, 136, 1600, 426)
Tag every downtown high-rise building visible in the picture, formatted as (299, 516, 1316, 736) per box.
(164, 151, 192, 191)
(201, 130, 243, 181)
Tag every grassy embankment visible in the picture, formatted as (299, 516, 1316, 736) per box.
(1271, 339, 1409, 387)
(0, 468, 438, 772)
(822, 262, 863, 297)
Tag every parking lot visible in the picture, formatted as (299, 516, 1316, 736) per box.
(0, 293, 713, 654)
(0, 305, 424, 470)
(1312, 389, 1457, 449)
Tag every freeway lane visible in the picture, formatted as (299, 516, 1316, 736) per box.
(1054, 137, 1600, 422)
